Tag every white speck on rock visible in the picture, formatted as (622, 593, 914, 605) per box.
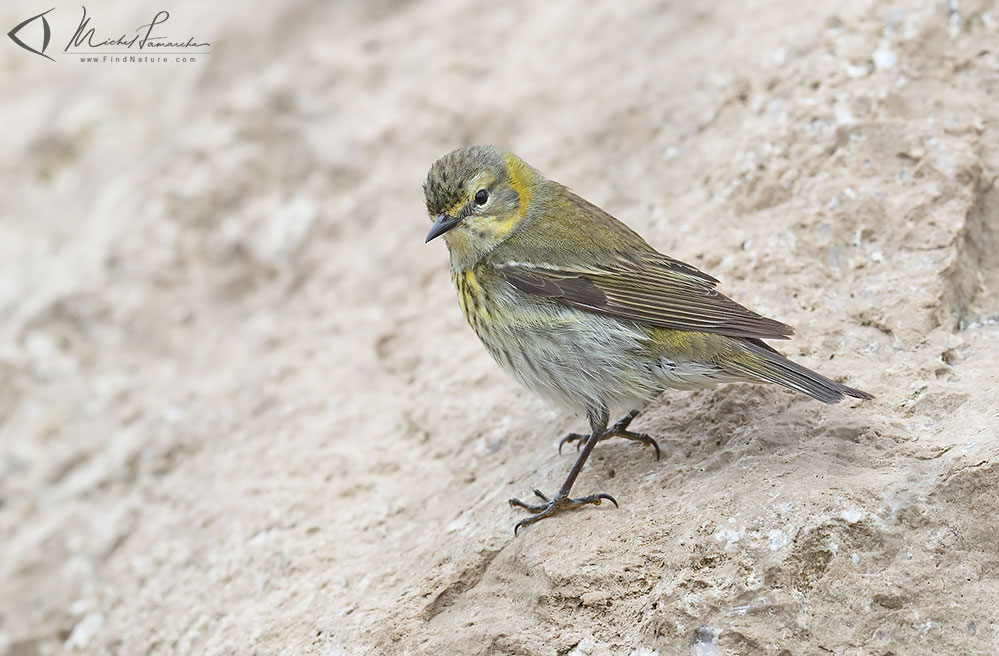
(768, 529, 789, 551)
(835, 104, 854, 125)
(714, 525, 744, 549)
(65, 613, 104, 651)
(692, 627, 722, 656)
(927, 137, 955, 179)
(873, 41, 897, 70)
(845, 61, 873, 78)
(445, 516, 468, 533)
(949, 0, 963, 37)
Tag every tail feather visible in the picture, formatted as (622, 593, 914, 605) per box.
(731, 338, 873, 404)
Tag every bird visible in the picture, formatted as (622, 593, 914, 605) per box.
(422, 145, 872, 534)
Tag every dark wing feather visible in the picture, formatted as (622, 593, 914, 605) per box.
(497, 257, 794, 340)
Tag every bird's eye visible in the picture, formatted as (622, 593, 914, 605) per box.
(474, 189, 489, 206)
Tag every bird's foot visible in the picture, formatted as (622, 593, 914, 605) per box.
(508, 488, 618, 535)
(558, 428, 660, 461)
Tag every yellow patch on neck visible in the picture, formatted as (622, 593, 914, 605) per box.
(491, 153, 537, 237)
(504, 153, 536, 219)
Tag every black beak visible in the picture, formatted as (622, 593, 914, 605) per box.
(425, 213, 461, 243)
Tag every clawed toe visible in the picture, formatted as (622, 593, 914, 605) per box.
(558, 433, 588, 454)
(607, 430, 661, 461)
(575, 492, 618, 509)
(508, 488, 551, 513)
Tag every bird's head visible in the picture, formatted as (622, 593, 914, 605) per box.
(423, 145, 541, 265)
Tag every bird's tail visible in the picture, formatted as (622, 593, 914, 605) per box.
(728, 338, 873, 404)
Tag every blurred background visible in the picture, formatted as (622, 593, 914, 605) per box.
(1, 1, 997, 654)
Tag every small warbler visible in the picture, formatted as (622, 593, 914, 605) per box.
(423, 145, 871, 534)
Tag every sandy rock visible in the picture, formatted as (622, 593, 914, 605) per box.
(1, 1, 997, 655)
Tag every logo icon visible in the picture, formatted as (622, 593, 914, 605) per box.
(7, 8, 55, 61)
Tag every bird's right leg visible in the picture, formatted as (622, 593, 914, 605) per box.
(509, 406, 619, 535)
(559, 409, 661, 460)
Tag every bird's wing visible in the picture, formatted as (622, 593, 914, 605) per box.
(496, 255, 794, 340)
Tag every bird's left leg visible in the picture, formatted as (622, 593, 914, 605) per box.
(509, 406, 618, 535)
(559, 409, 661, 460)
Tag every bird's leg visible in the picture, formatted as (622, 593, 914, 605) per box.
(558, 409, 661, 461)
(509, 407, 619, 535)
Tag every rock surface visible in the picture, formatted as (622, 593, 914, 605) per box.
(1, 1, 997, 654)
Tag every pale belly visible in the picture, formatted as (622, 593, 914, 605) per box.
(469, 291, 734, 417)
